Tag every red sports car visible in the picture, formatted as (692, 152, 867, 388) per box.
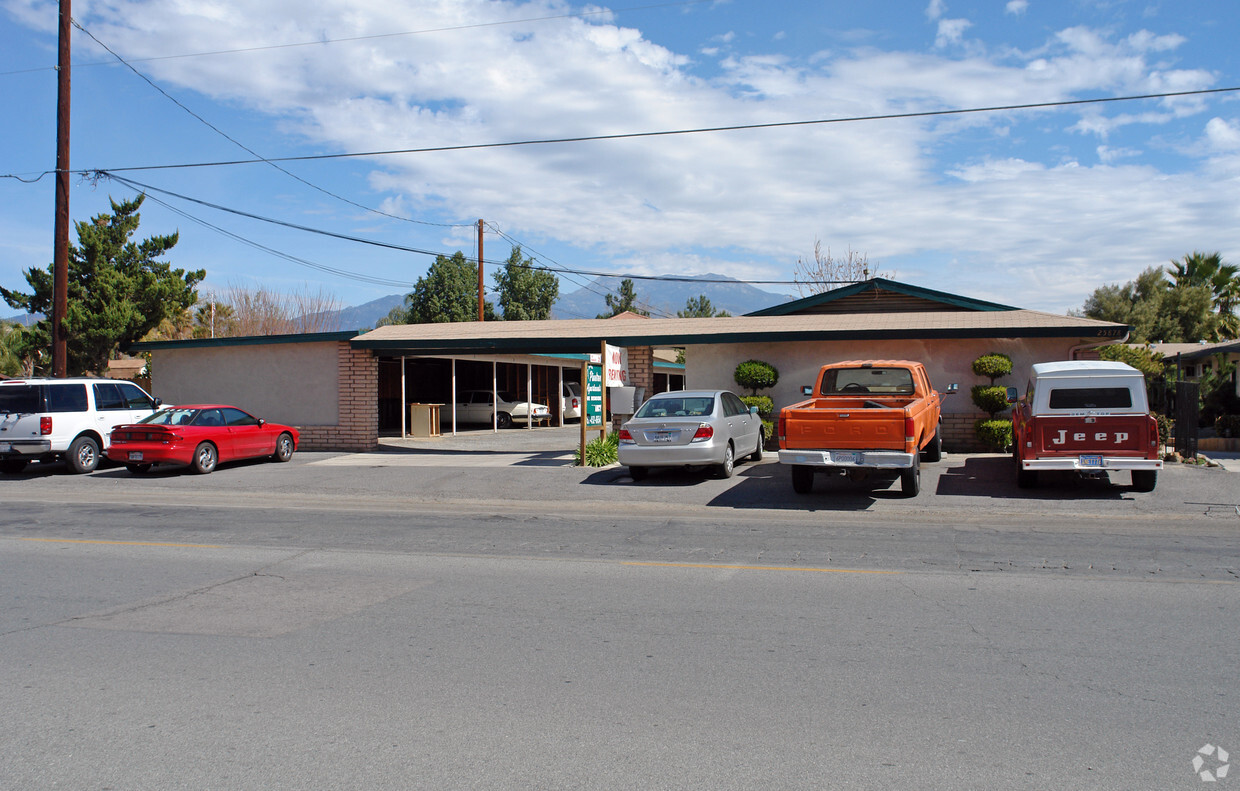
(106, 404, 299, 474)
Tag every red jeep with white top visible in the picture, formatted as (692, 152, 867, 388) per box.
(1009, 361, 1162, 491)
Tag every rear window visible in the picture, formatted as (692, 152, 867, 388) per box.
(47, 384, 88, 412)
(0, 385, 42, 413)
(635, 396, 714, 418)
(822, 367, 915, 395)
(1048, 387, 1133, 410)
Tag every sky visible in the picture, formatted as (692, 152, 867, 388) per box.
(2, 0, 1239, 319)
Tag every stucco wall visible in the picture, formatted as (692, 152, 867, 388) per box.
(683, 337, 1101, 451)
(151, 341, 340, 426)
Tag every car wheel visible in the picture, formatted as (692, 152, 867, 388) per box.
(922, 425, 942, 463)
(1131, 470, 1157, 492)
(749, 433, 763, 462)
(715, 443, 735, 478)
(125, 463, 152, 475)
(192, 442, 218, 475)
(791, 464, 813, 494)
(900, 455, 920, 497)
(497, 412, 513, 429)
(67, 436, 100, 474)
(0, 459, 28, 474)
(629, 465, 648, 481)
(272, 432, 295, 462)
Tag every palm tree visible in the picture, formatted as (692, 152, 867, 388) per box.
(1169, 252, 1240, 340)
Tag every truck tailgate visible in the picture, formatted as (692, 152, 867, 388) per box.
(781, 406, 907, 450)
(1031, 415, 1153, 455)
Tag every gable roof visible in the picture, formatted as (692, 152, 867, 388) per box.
(745, 278, 1017, 316)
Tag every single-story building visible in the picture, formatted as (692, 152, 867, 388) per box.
(1143, 340, 1240, 397)
(132, 278, 1131, 453)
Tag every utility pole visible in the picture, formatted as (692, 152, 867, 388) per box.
(476, 218, 484, 322)
(51, 0, 72, 377)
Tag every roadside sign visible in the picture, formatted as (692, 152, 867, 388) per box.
(584, 363, 604, 428)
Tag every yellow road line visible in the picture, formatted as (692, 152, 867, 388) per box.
(19, 537, 223, 549)
(622, 561, 899, 575)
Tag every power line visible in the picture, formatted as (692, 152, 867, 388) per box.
(69, 19, 469, 230)
(54, 86, 1240, 175)
(99, 172, 825, 297)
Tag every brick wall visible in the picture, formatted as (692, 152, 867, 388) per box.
(296, 344, 379, 452)
(942, 409, 1004, 453)
(627, 345, 655, 396)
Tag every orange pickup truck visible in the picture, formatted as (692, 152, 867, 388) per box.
(776, 360, 956, 497)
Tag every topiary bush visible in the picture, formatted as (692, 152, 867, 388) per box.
(734, 359, 779, 395)
(970, 385, 1010, 417)
(975, 418, 1012, 452)
(971, 353, 1013, 384)
(971, 352, 1013, 449)
(740, 395, 774, 417)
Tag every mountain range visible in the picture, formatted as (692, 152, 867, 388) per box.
(3, 274, 797, 333)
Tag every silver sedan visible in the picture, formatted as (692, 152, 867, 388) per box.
(618, 389, 764, 480)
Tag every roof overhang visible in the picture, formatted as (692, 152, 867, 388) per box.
(350, 311, 1129, 355)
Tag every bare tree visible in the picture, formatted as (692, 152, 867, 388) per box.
(220, 284, 342, 337)
(793, 240, 885, 296)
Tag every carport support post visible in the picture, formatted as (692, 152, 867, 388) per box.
(526, 362, 532, 430)
(400, 355, 407, 438)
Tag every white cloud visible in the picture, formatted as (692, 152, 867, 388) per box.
(935, 18, 972, 48)
(1205, 117, 1240, 150)
(12, 0, 1234, 313)
(1006, 0, 1029, 15)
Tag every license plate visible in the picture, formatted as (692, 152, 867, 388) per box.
(0, 442, 9, 452)
(128, 452, 144, 461)
(650, 431, 674, 443)
(833, 452, 861, 464)
(1079, 455, 1103, 468)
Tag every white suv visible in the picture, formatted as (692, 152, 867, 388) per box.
(0, 378, 161, 474)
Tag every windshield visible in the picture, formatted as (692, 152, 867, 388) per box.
(635, 396, 715, 418)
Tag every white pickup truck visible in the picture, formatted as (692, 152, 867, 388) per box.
(1009, 361, 1162, 491)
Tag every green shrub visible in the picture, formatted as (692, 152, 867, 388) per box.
(971, 385, 1010, 418)
(1155, 413, 1173, 447)
(974, 418, 1012, 452)
(971, 353, 1013, 384)
(741, 395, 774, 417)
(576, 432, 619, 467)
(734, 359, 779, 395)
(1216, 414, 1240, 438)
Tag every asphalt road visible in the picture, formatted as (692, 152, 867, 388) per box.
(1, 444, 1237, 789)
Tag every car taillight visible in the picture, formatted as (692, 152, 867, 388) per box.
(777, 410, 786, 442)
(905, 416, 915, 445)
(691, 423, 714, 442)
(618, 429, 632, 441)
(572, 398, 579, 409)
(40, 416, 52, 435)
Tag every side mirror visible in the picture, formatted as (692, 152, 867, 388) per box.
(801, 385, 812, 396)
(1006, 386, 1019, 404)
(749, 406, 760, 415)
(258, 418, 266, 426)
(154, 397, 163, 407)
(945, 384, 958, 394)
